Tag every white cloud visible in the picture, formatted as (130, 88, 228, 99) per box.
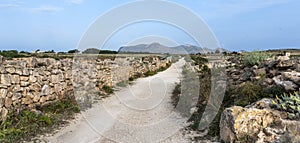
(0, 0, 64, 13)
(0, 3, 20, 8)
(0, 0, 24, 7)
(67, 0, 84, 5)
(223, 0, 288, 11)
(32, 5, 64, 13)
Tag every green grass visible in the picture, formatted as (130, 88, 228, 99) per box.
(144, 71, 157, 76)
(0, 99, 80, 143)
(290, 55, 300, 58)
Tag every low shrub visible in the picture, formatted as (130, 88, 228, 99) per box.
(128, 77, 135, 81)
(272, 89, 300, 120)
(0, 99, 79, 142)
(102, 85, 113, 94)
(224, 82, 267, 107)
(191, 55, 208, 65)
(238, 82, 266, 106)
(144, 71, 157, 77)
(243, 51, 270, 66)
(171, 83, 181, 107)
(264, 85, 286, 98)
(0, 50, 25, 59)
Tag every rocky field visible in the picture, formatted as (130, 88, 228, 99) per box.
(176, 51, 300, 143)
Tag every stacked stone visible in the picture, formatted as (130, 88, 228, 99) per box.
(0, 56, 171, 119)
(226, 56, 300, 90)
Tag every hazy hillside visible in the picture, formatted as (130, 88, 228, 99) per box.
(118, 42, 228, 54)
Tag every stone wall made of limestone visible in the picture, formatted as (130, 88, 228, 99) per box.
(0, 56, 171, 119)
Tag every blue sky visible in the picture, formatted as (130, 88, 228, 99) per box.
(0, 0, 299, 52)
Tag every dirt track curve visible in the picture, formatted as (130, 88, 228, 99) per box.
(46, 59, 192, 143)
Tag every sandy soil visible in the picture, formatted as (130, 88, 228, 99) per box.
(45, 58, 193, 143)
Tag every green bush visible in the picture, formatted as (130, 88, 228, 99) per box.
(68, 49, 80, 53)
(0, 50, 23, 59)
(171, 83, 181, 107)
(227, 82, 267, 107)
(0, 99, 79, 142)
(243, 51, 270, 66)
(191, 55, 208, 65)
(272, 89, 300, 119)
(82, 48, 100, 54)
(128, 77, 135, 81)
(102, 85, 113, 94)
(264, 85, 286, 98)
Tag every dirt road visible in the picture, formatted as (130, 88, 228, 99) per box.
(46, 58, 191, 143)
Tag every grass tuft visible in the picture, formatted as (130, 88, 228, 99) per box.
(0, 99, 79, 143)
(102, 85, 114, 94)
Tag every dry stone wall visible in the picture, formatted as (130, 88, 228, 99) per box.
(220, 99, 300, 143)
(219, 56, 300, 143)
(0, 56, 171, 119)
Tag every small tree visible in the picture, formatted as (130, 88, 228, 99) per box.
(45, 50, 55, 53)
(68, 49, 80, 53)
(82, 48, 100, 54)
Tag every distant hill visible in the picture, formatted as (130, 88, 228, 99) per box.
(265, 49, 300, 52)
(118, 43, 229, 54)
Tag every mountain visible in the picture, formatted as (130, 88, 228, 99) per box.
(118, 43, 171, 54)
(118, 43, 229, 54)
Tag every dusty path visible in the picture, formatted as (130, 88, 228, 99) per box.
(46, 58, 191, 143)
